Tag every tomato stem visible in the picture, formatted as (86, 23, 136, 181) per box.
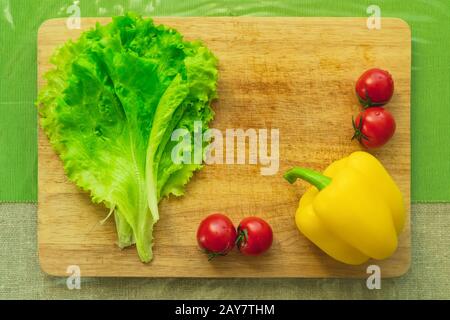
(352, 116, 369, 142)
(235, 229, 248, 248)
(207, 252, 221, 261)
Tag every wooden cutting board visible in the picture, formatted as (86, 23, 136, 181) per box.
(37, 17, 411, 277)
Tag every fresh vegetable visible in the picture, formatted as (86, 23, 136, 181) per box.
(352, 107, 396, 148)
(284, 151, 405, 265)
(36, 13, 218, 262)
(197, 213, 237, 260)
(355, 68, 394, 107)
(236, 217, 273, 256)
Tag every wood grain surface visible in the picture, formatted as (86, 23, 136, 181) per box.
(37, 17, 411, 277)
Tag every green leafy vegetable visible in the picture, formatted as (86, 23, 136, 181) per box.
(37, 13, 218, 262)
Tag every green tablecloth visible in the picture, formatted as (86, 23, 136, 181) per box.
(1, 0, 450, 202)
(1, 203, 448, 299)
(1, 0, 450, 300)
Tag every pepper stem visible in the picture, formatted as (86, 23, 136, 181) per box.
(283, 167, 332, 190)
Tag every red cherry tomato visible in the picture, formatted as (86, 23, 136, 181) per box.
(197, 213, 237, 260)
(355, 68, 394, 107)
(236, 217, 273, 256)
(352, 107, 396, 148)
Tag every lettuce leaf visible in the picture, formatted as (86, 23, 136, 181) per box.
(37, 13, 218, 262)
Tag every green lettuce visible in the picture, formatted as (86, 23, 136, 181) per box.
(37, 13, 218, 262)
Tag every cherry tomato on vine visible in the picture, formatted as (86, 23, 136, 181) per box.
(236, 217, 273, 256)
(352, 107, 396, 148)
(355, 68, 394, 107)
(197, 213, 237, 260)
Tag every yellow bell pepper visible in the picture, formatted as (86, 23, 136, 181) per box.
(284, 151, 405, 265)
